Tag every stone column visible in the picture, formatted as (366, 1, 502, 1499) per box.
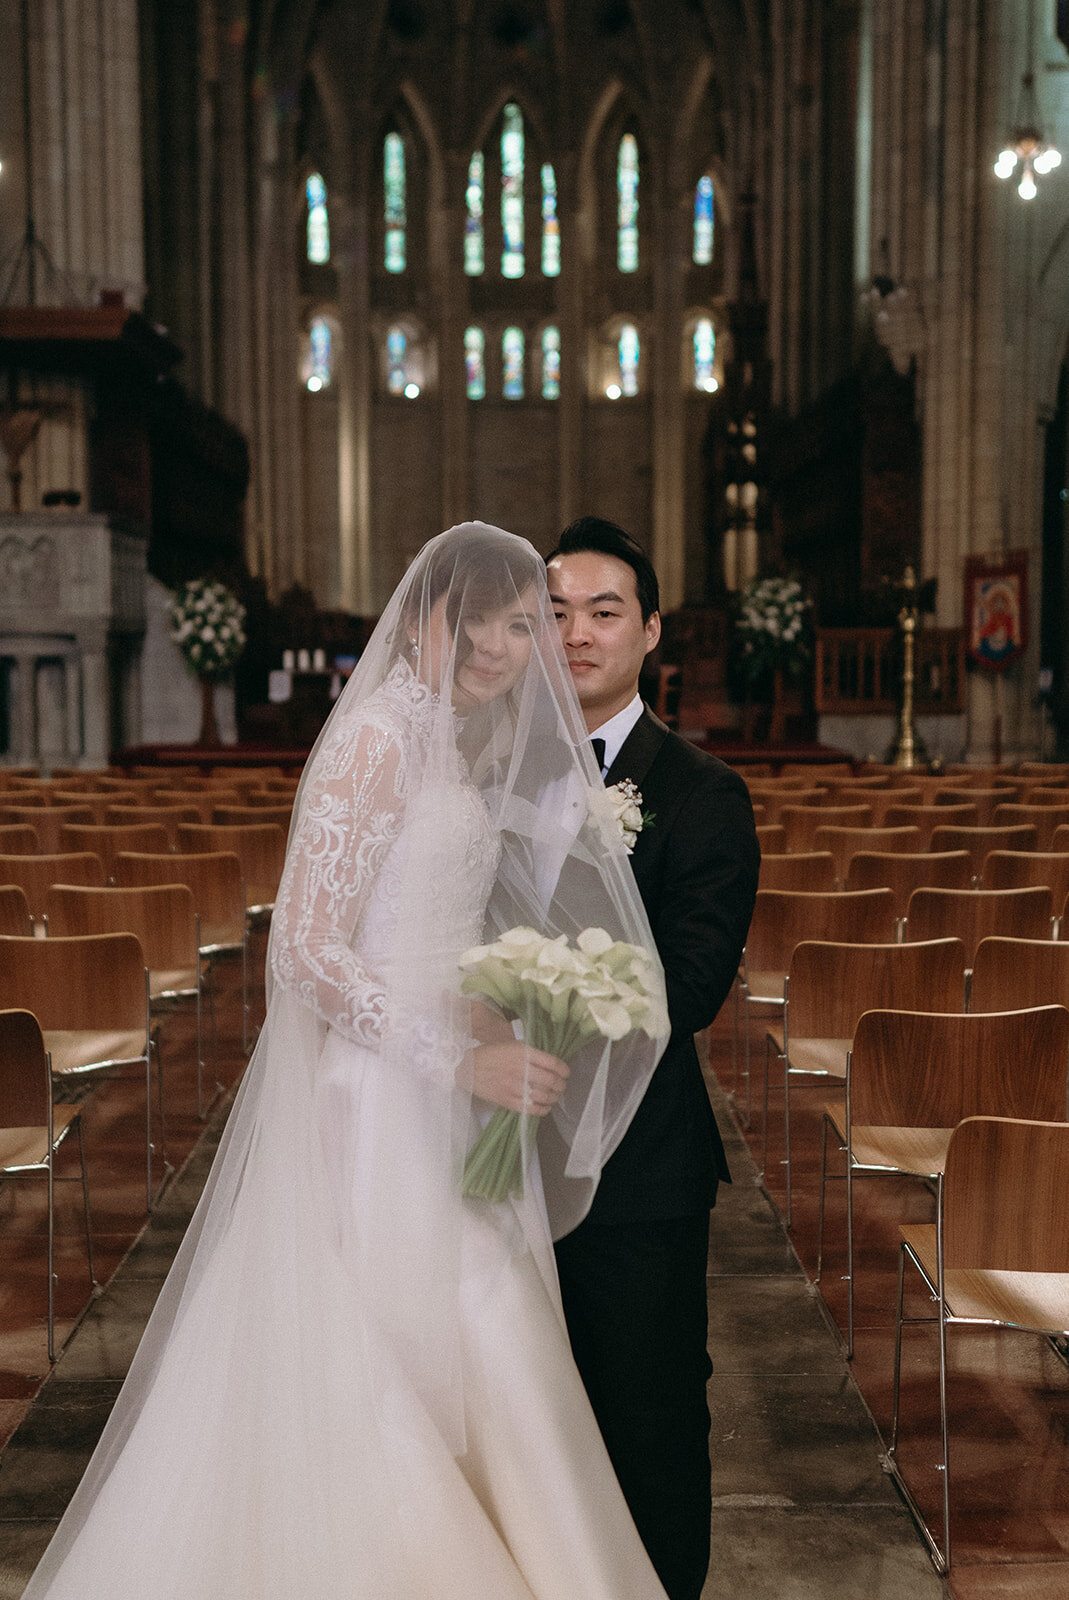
(333, 186, 374, 614)
(78, 627, 110, 766)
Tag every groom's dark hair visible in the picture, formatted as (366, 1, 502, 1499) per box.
(546, 517, 660, 623)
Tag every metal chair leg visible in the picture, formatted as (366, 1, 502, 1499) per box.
(76, 1117, 97, 1291)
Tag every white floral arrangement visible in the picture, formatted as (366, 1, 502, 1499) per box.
(459, 926, 668, 1202)
(169, 578, 247, 681)
(590, 779, 652, 854)
(734, 575, 812, 689)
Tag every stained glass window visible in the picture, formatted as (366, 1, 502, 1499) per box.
(465, 327, 486, 400)
(307, 317, 332, 390)
(501, 103, 525, 279)
(306, 172, 329, 264)
(387, 326, 407, 395)
(541, 326, 560, 399)
(384, 133, 406, 273)
(693, 318, 716, 390)
(694, 175, 714, 265)
(541, 164, 560, 277)
(619, 323, 639, 396)
(503, 326, 525, 398)
(617, 135, 638, 272)
(465, 152, 484, 276)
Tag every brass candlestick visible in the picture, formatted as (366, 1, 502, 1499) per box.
(887, 566, 929, 769)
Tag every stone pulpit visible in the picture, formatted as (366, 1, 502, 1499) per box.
(0, 511, 147, 768)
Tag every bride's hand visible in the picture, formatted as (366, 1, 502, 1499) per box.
(464, 1041, 569, 1114)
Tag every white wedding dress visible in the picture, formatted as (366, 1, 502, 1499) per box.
(24, 661, 667, 1600)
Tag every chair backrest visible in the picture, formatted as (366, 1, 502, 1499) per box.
(113, 851, 245, 946)
(942, 1116, 1069, 1273)
(45, 883, 198, 969)
(848, 1005, 1069, 1128)
(755, 823, 786, 854)
(812, 825, 921, 886)
(0, 852, 106, 919)
(758, 851, 836, 892)
(928, 825, 1038, 879)
(1018, 762, 1069, 778)
(150, 787, 242, 821)
(176, 823, 286, 908)
(933, 786, 1018, 826)
(212, 805, 293, 829)
(243, 787, 300, 806)
(0, 790, 49, 808)
(864, 787, 924, 825)
(745, 888, 896, 974)
(883, 802, 979, 846)
(779, 761, 853, 779)
(0, 805, 95, 853)
(104, 805, 201, 847)
(992, 803, 1069, 850)
(904, 886, 1053, 965)
(844, 850, 973, 918)
(59, 823, 170, 874)
(823, 776, 893, 795)
(1014, 786, 1069, 807)
(982, 850, 1069, 904)
(0, 825, 38, 855)
(0, 1009, 50, 1129)
(969, 936, 1069, 1014)
(786, 938, 966, 1039)
(0, 885, 34, 936)
(0, 932, 147, 1030)
(780, 803, 874, 852)
(747, 787, 826, 825)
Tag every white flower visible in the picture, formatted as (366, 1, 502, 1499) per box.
(590, 780, 651, 855)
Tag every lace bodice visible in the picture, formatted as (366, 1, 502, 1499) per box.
(271, 661, 500, 1060)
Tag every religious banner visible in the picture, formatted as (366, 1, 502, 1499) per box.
(964, 552, 1028, 672)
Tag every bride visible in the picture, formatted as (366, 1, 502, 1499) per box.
(22, 522, 672, 1600)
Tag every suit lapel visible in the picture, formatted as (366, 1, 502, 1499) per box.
(604, 706, 669, 791)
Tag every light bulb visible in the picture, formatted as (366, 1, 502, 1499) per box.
(404, 382, 420, 398)
(306, 375, 323, 392)
(606, 383, 622, 399)
(1019, 169, 1038, 200)
(1035, 147, 1062, 174)
(994, 150, 1018, 180)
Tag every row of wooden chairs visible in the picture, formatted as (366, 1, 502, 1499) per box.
(752, 798, 1069, 848)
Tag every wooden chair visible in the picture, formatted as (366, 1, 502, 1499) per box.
(904, 885, 1054, 969)
(0, 933, 160, 1208)
(845, 850, 973, 924)
(51, 790, 144, 822)
(928, 824, 1038, 883)
(736, 888, 896, 1124)
(1016, 783, 1069, 805)
(45, 883, 211, 1115)
(981, 850, 1069, 913)
(114, 850, 250, 1053)
(210, 764, 285, 785)
(1018, 761, 1069, 778)
(176, 822, 286, 917)
(755, 823, 786, 854)
(0, 788, 49, 807)
(765, 937, 966, 1226)
(0, 1009, 96, 1362)
(932, 785, 1018, 826)
(749, 802, 766, 824)
(104, 804, 202, 849)
(733, 762, 774, 780)
(0, 852, 106, 923)
(969, 935, 1069, 1018)
(129, 764, 200, 781)
(992, 802, 1069, 850)
(59, 823, 170, 879)
(889, 1116, 1069, 1572)
(758, 852, 836, 892)
(820, 1004, 1069, 1357)
(883, 802, 979, 847)
(746, 786, 826, 826)
(779, 761, 853, 779)
(0, 805, 95, 853)
(823, 776, 893, 795)
(212, 804, 293, 831)
(780, 803, 874, 853)
(0, 825, 38, 855)
(812, 825, 921, 889)
(150, 787, 242, 823)
(0, 885, 34, 936)
(240, 787, 301, 807)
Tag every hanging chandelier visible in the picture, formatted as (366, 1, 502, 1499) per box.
(994, 71, 1061, 199)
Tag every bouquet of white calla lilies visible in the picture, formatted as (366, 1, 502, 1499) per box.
(459, 925, 668, 1202)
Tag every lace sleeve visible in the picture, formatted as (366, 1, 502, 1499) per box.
(269, 718, 407, 1045)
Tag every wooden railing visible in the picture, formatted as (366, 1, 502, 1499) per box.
(815, 627, 965, 716)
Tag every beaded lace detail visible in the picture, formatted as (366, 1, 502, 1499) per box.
(271, 660, 499, 1061)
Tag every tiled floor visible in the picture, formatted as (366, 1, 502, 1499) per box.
(721, 1018, 1069, 1600)
(0, 949, 1053, 1597)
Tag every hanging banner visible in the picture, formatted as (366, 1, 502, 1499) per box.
(964, 552, 1028, 672)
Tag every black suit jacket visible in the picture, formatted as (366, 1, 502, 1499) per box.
(582, 707, 759, 1225)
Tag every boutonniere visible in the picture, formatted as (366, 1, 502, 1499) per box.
(592, 779, 655, 855)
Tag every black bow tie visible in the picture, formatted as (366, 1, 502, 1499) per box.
(590, 737, 606, 770)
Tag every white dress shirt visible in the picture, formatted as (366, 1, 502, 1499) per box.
(590, 694, 644, 777)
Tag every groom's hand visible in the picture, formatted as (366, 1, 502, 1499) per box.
(464, 1042, 569, 1114)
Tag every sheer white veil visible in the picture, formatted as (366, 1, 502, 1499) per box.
(21, 522, 668, 1598)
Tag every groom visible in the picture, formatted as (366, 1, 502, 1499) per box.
(546, 518, 759, 1600)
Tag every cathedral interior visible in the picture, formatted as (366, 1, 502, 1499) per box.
(3, 0, 1069, 764)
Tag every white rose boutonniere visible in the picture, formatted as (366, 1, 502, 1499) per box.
(591, 779, 654, 855)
